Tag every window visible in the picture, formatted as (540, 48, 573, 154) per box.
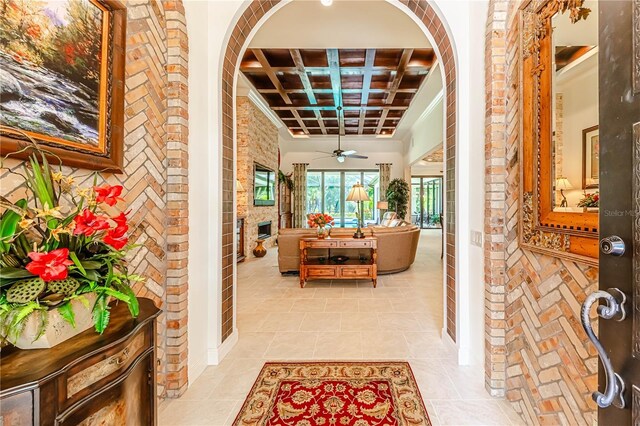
(306, 170, 380, 227)
(411, 176, 443, 228)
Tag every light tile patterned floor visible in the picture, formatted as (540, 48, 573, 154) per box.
(160, 230, 523, 425)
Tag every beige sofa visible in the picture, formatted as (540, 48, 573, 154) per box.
(277, 225, 420, 275)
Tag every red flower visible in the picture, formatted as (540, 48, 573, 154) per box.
(111, 211, 129, 228)
(73, 209, 110, 236)
(103, 226, 128, 250)
(94, 184, 124, 206)
(103, 212, 129, 250)
(25, 248, 74, 282)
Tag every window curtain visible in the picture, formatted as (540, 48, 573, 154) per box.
(378, 163, 392, 202)
(293, 163, 308, 228)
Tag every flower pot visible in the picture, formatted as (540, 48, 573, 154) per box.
(10, 293, 97, 350)
(253, 239, 267, 257)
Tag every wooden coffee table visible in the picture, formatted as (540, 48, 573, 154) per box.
(299, 236, 378, 288)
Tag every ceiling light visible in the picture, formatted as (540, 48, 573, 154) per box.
(337, 155, 345, 163)
(320, 0, 333, 6)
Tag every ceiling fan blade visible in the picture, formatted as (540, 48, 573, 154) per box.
(342, 150, 356, 156)
(344, 154, 368, 159)
(313, 155, 333, 160)
(315, 150, 334, 155)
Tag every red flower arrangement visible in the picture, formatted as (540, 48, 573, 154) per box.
(0, 143, 140, 343)
(25, 248, 74, 282)
(307, 213, 335, 228)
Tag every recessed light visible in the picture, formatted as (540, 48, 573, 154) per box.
(320, 0, 333, 6)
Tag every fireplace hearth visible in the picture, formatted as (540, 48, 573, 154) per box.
(258, 221, 272, 240)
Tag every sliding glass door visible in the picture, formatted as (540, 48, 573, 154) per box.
(411, 176, 443, 229)
(307, 170, 379, 227)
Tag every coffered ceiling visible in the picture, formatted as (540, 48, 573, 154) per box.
(240, 48, 435, 137)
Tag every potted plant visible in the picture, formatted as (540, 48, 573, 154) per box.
(577, 191, 599, 212)
(386, 178, 410, 220)
(0, 136, 140, 349)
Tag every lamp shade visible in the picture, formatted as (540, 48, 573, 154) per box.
(555, 177, 573, 190)
(377, 201, 389, 210)
(346, 183, 370, 202)
(236, 179, 245, 192)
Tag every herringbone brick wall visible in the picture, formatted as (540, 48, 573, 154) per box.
(485, 1, 599, 423)
(0, 0, 189, 399)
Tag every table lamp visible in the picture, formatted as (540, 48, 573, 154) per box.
(347, 182, 370, 238)
(555, 176, 573, 207)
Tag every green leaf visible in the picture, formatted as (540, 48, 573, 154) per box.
(0, 199, 27, 253)
(84, 270, 100, 281)
(0, 267, 35, 280)
(95, 286, 130, 304)
(58, 302, 76, 328)
(92, 294, 110, 334)
(79, 260, 102, 270)
(116, 282, 139, 317)
(69, 252, 86, 276)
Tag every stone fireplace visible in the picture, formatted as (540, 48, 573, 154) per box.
(257, 221, 272, 240)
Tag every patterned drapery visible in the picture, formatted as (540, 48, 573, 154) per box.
(378, 163, 392, 202)
(293, 163, 308, 228)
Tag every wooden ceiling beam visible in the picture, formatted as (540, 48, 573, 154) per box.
(252, 49, 292, 105)
(326, 49, 344, 135)
(358, 49, 376, 135)
(290, 49, 317, 105)
(385, 48, 413, 105)
(314, 111, 327, 135)
(375, 108, 390, 135)
(291, 110, 309, 135)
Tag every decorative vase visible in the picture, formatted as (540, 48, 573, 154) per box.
(317, 225, 328, 239)
(253, 239, 267, 257)
(10, 293, 98, 350)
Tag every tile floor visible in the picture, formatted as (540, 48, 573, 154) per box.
(160, 230, 524, 425)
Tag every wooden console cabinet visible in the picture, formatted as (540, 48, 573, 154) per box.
(0, 298, 160, 425)
(299, 236, 378, 288)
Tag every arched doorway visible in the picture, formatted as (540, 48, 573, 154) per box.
(219, 0, 458, 354)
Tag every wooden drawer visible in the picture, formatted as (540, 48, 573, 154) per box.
(338, 240, 372, 248)
(59, 324, 151, 411)
(305, 240, 339, 248)
(306, 266, 338, 278)
(339, 266, 372, 278)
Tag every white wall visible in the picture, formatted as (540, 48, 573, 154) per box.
(280, 136, 405, 179)
(184, 0, 491, 384)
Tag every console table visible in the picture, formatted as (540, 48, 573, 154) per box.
(0, 298, 160, 425)
(299, 236, 378, 288)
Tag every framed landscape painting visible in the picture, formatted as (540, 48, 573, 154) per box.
(0, 0, 125, 172)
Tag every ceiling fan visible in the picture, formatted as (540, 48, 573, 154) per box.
(315, 107, 369, 163)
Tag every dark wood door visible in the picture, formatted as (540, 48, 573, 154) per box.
(596, 1, 640, 424)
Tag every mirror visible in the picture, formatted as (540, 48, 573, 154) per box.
(519, 0, 599, 264)
(551, 1, 599, 212)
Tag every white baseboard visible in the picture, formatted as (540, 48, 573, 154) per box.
(207, 329, 238, 365)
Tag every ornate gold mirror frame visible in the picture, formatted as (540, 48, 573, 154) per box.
(519, 0, 598, 265)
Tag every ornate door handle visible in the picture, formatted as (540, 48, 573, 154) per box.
(580, 288, 627, 409)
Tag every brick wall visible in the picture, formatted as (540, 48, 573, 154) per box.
(236, 97, 279, 258)
(485, 1, 599, 423)
(0, 0, 189, 398)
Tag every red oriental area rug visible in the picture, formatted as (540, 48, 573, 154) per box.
(233, 362, 432, 426)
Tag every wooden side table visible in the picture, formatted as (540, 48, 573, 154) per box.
(299, 236, 378, 288)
